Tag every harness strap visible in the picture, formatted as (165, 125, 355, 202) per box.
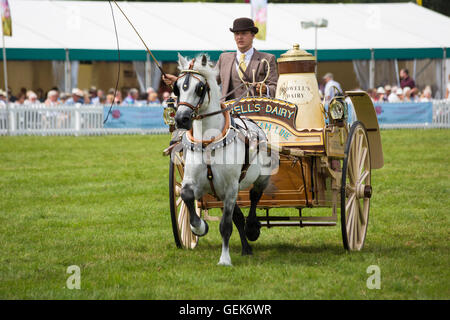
(205, 149, 220, 200)
(239, 136, 251, 183)
(186, 103, 231, 146)
(177, 101, 197, 111)
(206, 165, 219, 200)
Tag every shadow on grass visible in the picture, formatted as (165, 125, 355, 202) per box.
(190, 237, 443, 268)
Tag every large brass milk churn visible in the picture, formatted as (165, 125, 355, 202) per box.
(276, 44, 325, 129)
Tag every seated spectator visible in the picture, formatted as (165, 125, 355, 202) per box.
(24, 91, 39, 105)
(367, 88, 377, 102)
(147, 91, 161, 105)
(92, 89, 104, 105)
(8, 88, 16, 102)
(99, 92, 106, 104)
(36, 88, 45, 102)
(59, 92, 70, 104)
(123, 88, 139, 105)
(0, 90, 7, 106)
(14, 92, 26, 105)
(403, 87, 417, 102)
(65, 88, 85, 105)
(105, 94, 115, 105)
(136, 92, 148, 106)
(89, 86, 98, 104)
(396, 88, 404, 102)
(419, 86, 433, 102)
(375, 87, 386, 102)
(83, 90, 91, 105)
(384, 85, 392, 100)
(45, 90, 60, 106)
(146, 86, 156, 97)
(161, 91, 171, 103)
(388, 86, 400, 102)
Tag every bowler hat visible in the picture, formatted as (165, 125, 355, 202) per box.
(229, 17, 258, 34)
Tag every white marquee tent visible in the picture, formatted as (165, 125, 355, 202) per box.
(4, 0, 449, 60)
(2, 0, 450, 96)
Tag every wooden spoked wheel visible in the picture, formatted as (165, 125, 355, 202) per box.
(169, 151, 200, 249)
(341, 121, 372, 251)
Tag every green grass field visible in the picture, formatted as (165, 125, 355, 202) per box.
(0, 130, 449, 299)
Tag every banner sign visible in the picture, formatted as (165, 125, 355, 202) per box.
(251, 0, 267, 41)
(101, 102, 432, 130)
(1, 0, 11, 36)
(225, 97, 298, 129)
(373, 102, 433, 124)
(103, 106, 166, 129)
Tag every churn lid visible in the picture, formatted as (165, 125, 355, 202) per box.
(277, 44, 315, 63)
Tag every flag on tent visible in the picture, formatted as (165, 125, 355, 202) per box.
(251, 0, 267, 41)
(1, 0, 12, 36)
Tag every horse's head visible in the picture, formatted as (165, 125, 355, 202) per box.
(174, 54, 218, 130)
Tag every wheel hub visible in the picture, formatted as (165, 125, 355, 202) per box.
(356, 184, 372, 199)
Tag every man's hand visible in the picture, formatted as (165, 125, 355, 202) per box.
(162, 74, 177, 87)
(255, 82, 268, 95)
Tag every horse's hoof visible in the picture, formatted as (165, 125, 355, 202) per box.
(241, 245, 253, 256)
(191, 220, 209, 237)
(217, 260, 233, 267)
(245, 219, 261, 241)
(246, 228, 260, 241)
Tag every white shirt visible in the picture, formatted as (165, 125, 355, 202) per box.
(324, 79, 343, 100)
(235, 47, 254, 73)
(388, 92, 400, 103)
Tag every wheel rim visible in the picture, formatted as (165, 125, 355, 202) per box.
(342, 123, 371, 251)
(170, 151, 199, 249)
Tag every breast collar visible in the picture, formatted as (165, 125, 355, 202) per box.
(182, 109, 244, 152)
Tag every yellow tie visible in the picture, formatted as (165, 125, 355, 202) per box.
(238, 53, 247, 79)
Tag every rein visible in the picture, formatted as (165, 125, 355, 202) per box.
(175, 66, 255, 121)
(193, 84, 255, 120)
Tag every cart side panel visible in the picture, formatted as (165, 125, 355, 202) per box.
(346, 91, 384, 169)
(199, 155, 333, 209)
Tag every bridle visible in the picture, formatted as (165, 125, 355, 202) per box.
(174, 65, 256, 122)
(174, 59, 211, 120)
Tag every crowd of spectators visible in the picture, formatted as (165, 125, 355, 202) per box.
(320, 68, 449, 104)
(0, 86, 172, 107)
(1, 68, 449, 108)
(366, 69, 441, 103)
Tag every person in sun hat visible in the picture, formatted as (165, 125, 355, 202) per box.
(375, 86, 386, 102)
(65, 88, 85, 105)
(162, 17, 278, 99)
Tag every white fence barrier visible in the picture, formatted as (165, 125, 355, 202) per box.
(432, 100, 450, 128)
(0, 104, 104, 136)
(0, 101, 449, 136)
(0, 103, 168, 135)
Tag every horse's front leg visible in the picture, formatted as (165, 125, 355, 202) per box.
(180, 183, 208, 237)
(218, 187, 239, 266)
(245, 175, 269, 241)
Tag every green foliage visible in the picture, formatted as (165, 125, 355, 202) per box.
(0, 130, 448, 299)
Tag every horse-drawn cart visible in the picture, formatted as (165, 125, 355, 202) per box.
(167, 44, 384, 254)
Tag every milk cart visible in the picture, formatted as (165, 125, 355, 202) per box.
(168, 44, 384, 251)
